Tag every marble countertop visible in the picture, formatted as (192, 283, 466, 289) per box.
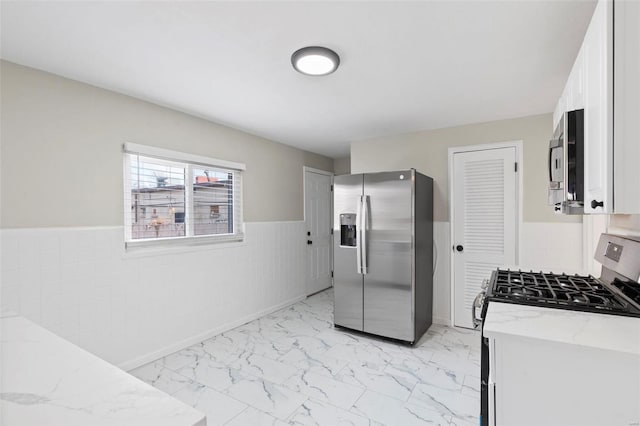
(0, 314, 206, 426)
(483, 302, 640, 356)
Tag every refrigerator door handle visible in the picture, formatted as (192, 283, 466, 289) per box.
(361, 195, 369, 274)
(356, 195, 363, 274)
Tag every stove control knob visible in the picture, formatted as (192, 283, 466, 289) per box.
(481, 279, 489, 289)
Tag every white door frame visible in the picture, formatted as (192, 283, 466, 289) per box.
(303, 166, 334, 292)
(448, 141, 523, 326)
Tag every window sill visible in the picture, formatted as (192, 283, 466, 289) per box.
(122, 234, 245, 258)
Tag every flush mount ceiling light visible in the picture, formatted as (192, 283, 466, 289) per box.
(291, 46, 340, 76)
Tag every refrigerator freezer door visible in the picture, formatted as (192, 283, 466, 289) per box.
(333, 174, 364, 331)
(363, 171, 414, 342)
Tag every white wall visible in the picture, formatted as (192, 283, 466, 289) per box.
(1, 222, 305, 370)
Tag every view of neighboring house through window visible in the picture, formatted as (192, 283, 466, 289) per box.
(192, 168, 234, 236)
(123, 143, 244, 245)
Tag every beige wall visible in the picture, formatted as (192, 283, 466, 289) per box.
(351, 113, 581, 223)
(0, 61, 333, 228)
(333, 156, 351, 175)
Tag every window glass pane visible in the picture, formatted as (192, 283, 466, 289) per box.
(130, 156, 186, 239)
(124, 147, 243, 245)
(192, 168, 233, 236)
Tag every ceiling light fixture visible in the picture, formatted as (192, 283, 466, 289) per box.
(291, 46, 340, 76)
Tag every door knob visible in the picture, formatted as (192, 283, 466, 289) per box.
(455, 245, 464, 252)
(591, 200, 604, 209)
(307, 240, 313, 245)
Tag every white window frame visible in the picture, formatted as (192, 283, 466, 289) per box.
(123, 142, 245, 249)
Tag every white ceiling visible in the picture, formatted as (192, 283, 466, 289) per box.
(1, 1, 596, 158)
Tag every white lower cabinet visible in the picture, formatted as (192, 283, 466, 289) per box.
(489, 334, 640, 426)
(484, 302, 640, 426)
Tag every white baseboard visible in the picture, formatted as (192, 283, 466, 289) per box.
(119, 294, 307, 371)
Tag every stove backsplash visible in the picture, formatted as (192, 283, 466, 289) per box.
(609, 214, 640, 237)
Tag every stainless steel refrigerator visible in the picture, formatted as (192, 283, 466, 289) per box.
(333, 169, 433, 344)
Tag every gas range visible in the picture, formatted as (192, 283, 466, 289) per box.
(474, 233, 640, 426)
(484, 269, 640, 317)
(473, 234, 640, 326)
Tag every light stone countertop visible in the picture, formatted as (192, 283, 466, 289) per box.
(483, 301, 640, 355)
(0, 314, 206, 426)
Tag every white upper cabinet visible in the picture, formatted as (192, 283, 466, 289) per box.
(583, 0, 613, 214)
(552, 89, 566, 129)
(569, 49, 586, 111)
(613, 0, 640, 214)
(553, 41, 586, 129)
(553, 0, 639, 214)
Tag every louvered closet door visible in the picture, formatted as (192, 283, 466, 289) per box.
(453, 147, 517, 328)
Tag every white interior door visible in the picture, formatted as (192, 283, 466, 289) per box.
(304, 169, 333, 296)
(452, 146, 518, 328)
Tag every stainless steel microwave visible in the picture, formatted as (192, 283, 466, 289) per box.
(548, 109, 584, 214)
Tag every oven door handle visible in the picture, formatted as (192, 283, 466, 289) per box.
(472, 292, 485, 329)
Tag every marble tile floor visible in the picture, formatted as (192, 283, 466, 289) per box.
(130, 288, 481, 426)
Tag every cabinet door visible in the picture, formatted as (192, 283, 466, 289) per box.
(583, 0, 613, 214)
(614, 0, 640, 213)
(562, 84, 573, 115)
(570, 48, 586, 110)
(553, 87, 570, 130)
(554, 42, 586, 128)
(553, 96, 564, 129)
(492, 334, 640, 426)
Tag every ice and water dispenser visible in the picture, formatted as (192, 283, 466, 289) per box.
(340, 213, 357, 247)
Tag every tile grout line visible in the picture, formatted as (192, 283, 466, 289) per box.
(221, 405, 251, 426)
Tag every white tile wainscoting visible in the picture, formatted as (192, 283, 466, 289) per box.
(518, 222, 584, 272)
(0, 220, 582, 370)
(432, 220, 584, 327)
(0, 222, 307, 370)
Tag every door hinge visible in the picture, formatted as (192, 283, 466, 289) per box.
(330, 184, 334, 191)
(331, 270, 334, 278)
(514, 162, 518, 172)
(330, 228, 334, 235)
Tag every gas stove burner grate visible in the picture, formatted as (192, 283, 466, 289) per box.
(490, 269, 633, 314)
(611, 279, 640, 306)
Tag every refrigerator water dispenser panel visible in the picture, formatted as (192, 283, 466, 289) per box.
(340, 214, 357, 247)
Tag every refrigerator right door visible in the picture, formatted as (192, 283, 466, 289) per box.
(363, 170, 414, 342)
